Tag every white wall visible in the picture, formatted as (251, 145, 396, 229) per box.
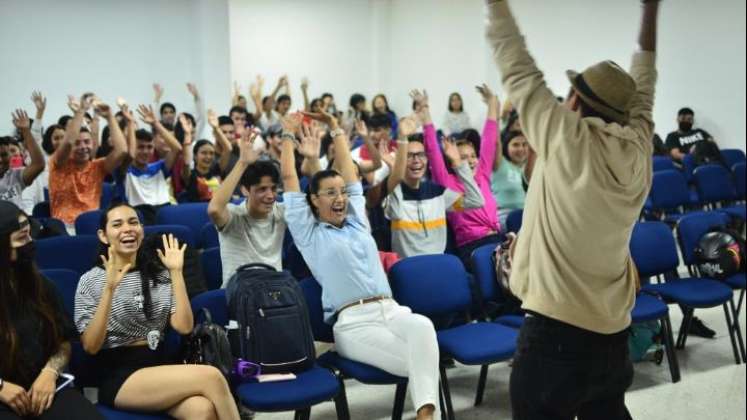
(230, 0, 745, 151)
(1, 0, 744, 151)
(229, 0, 377, 115)
(0, 0, 231, 138)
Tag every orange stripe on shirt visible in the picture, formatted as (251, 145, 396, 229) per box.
(391, 218, 447, 231)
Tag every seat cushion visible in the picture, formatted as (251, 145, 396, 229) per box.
(494, 314, 525, 329)
(631, 294, 669, 323)
(720, 205, 746, 221)
(437, 322, 518, 365)
(97, 405, 172, 419)
(318, 352, 406, 385)
(725, 273, 746, 290)
(643, 278, 733, 308)
(236, 365, 339, 412)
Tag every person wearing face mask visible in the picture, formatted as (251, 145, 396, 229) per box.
(281, 110, 440, 420)
(491, 130, 536, 229)
(665, 107, 715, 163)
(48, 96, 128, 233)
(208, 131, 286, 287)
(0, 201, 103, 420)
(418, 86, 502, 268)
(74, 203, 240, 420)
(1, 110, 45, 210)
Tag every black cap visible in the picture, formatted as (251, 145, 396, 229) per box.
(0, 201, 22, 236)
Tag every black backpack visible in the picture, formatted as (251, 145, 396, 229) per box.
(691, 141, 725, 167)
(226, 263, 315, 374)
(183, 308, 234, 379)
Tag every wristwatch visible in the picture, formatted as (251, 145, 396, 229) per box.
(329, 128, 345, 138)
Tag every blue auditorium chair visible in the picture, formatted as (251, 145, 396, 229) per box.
(299, 277, 409, 420)
(630, 222, 741, 365)
(390, 254, 518, 419)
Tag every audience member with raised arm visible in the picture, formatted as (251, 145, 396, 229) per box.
(115, 105, 183, 225)
(281, 109, 440, 420)
(419, 86, 502, 267)
(49, 96, 128, 232)
(1, 110, 45, 210)
(74, 203, 239, 419)
(375, 115, 485, 258)
(208, 128, 286, 287)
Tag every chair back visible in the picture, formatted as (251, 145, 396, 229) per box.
(36, 235, 100, 275)
(676, 211, 729, 266)
(191, 289, 229, 327)
(653, 156, 676, 172)
(693, 164, 737, 204)
(390, 254, 472, 317)
(630, 222, 680, 278)
(200, 222, 219, 249)
(144, 224, 197, 249)
(298, 277, 335, 343)
(40, 268, 80, 318)
(155, 203, 210, 240)
(201, 247, 223, 291)
(650, 170, 690, 211)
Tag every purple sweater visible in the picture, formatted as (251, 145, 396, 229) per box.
(424, 120, 501, 247)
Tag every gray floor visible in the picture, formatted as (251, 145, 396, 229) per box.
(257, 301, 747, 420)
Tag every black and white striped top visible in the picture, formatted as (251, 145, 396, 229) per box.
(74, 266, 175, 349)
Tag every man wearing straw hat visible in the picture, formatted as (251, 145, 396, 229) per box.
(485, 0, 660, 418)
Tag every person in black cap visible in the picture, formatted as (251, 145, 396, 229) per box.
(0, 201, 102, 419)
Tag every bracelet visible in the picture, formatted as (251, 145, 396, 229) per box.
(329, 128, 345, 138)
(42, 367, 59, 378)
(281, 133, 297, 142)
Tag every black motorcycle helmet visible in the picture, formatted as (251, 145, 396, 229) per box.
(694, 230, 744, 280)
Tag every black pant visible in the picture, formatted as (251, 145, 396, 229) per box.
(0, 388, 103, 420)
(510, 313, 634, 420)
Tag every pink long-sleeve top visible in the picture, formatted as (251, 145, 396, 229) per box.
(424, 120, 501, 247)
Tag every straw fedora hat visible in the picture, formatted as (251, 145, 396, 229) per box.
(567, 61, 637, 125)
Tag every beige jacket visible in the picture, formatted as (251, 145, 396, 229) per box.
(486, 1, 656, 334)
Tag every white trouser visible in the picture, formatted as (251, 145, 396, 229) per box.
(333, 299, 440, 414)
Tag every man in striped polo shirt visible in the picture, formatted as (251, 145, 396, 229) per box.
(378, 116, 485, 258)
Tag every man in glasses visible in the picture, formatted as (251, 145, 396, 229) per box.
(375, 116, 484, 258)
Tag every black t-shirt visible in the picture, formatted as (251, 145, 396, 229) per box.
(3, 277, 76, 389)
(665, 128, 712, 154)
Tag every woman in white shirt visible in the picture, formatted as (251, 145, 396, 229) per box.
(442, 93, 471, 135)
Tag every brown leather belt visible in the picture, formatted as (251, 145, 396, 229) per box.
(336, 296, 390, 316)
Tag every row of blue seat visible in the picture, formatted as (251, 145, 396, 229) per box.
(39, 209, 745, 419)
(653, 149, 746, 181)
(648, 163, 746, 223)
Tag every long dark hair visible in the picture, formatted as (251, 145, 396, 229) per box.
(96, 203, 169, 320)
(0, 222, 64, 382)
(42, 124, 64, 155)
(448, 93, 464, 113)
(372, 94, 391, 115)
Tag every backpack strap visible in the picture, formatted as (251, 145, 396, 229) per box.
(201, 307, 214, 325)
